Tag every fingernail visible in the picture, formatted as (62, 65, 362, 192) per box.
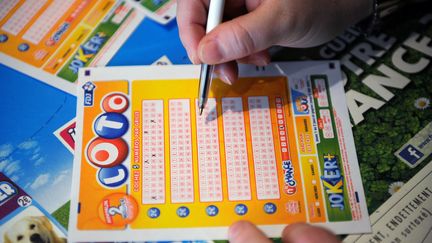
(199, 39, 224, 63)
(219, 72, 234, 85)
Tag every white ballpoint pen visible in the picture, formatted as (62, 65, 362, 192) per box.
(198, 0, 225, 116)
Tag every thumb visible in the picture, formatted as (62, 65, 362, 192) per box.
(228, 221, 272, 243)
(198, 2, 282, 64)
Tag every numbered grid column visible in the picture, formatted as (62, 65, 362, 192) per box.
(0, 0, 20, 22)
(142, 100, 165, 204)
(169, 99, 194, 203)
(1, 0, 47, 36)
(248, 96, 280, 200)
(22, 0, 75, 44)
(195, 98, 222, 202)
(221, 98, 251, 201)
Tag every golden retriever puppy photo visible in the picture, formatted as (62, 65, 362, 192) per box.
(3, 216, 66, 243)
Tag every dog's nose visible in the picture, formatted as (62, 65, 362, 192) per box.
(30, 233, 43, 243)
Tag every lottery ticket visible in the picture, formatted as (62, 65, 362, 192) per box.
(129, 0, 176, 24)
(0, 0, 144, 95)
(0, 173, 68, 243)
(69, 62, 370, 242)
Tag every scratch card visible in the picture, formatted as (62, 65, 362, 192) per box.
(69, 62, 370, 242)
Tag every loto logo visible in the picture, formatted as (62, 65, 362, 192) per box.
(86, 93, 130, 188)
(0, 181, 17, 206)
(282, 160, 297, 195)
(320, 154, 345, 210)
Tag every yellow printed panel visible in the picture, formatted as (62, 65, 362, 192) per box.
(83, 0, 115, 27)
(43, 25, 91, 74)
(295, 117, 316, 155)
(43, 0, 117, 73)
(300, 156, 326, 223)
(129, 77, 306, 228)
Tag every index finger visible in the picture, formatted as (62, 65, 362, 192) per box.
(177, 0, 210, 64)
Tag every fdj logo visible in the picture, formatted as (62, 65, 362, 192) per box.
(399, 145, 424, 165)
(86, 93, 130, 188)
(82, 82, 96, 106)
(0, 181, 17, 205)
(69, 32, 107, 74)
(320, 154, 345, 210)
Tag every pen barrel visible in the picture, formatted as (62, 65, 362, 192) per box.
(198, 0, 224, 112)
(198, 64, 214, 109)
(206, 0, 225, 32)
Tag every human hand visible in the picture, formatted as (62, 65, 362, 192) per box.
(177, 0, 372, 84)
(228, 221, 341, 243)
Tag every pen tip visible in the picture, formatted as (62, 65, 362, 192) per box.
(199, 107, 203, 116)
